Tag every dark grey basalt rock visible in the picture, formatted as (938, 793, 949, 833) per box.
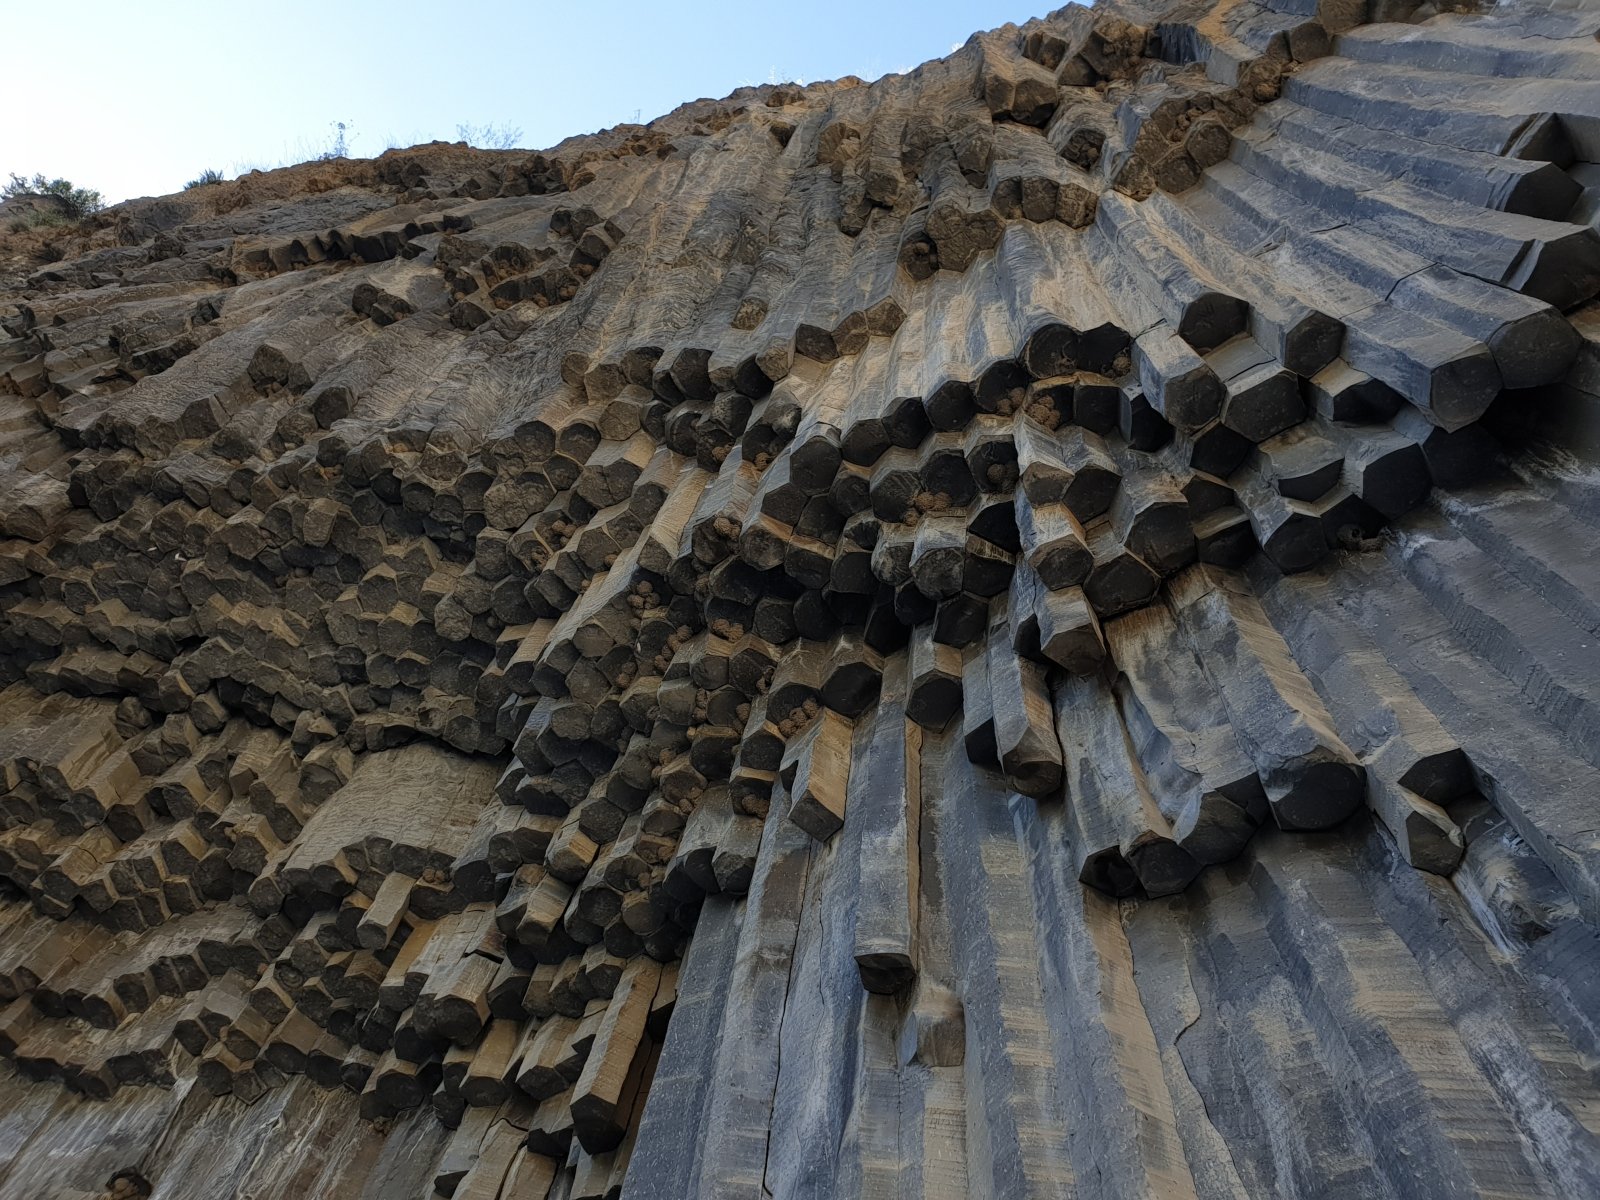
(0, 0, 1597, 1195)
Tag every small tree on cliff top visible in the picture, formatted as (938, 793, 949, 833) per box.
(2, 173, 105, 219)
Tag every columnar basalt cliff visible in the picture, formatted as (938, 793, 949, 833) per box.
(1, 1, 1599, 1196)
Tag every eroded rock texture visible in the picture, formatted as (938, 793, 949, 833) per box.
(1, 0, 1598, 1196)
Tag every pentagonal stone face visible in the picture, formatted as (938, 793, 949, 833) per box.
(1016, 420, 1071, 505)
(1018, 494, 1092, 589)
(1194, 506, 1257, 566)
(967, 421, 1020, 494)
(1181, 470, 1233, 515)
(1059, 429, 1123, 522)
(926, 379, 975, 431)
(1256, 426, 1344, 502)
(1072, 378, 1123, 432)
(1135, 326, 1223, 433)
(1256, 507, 1329, 574)
(908, 628, 963, 730)
(1345, 436, 1431, 519)
(1314, 489, 1385, 545)
(879, 395, 930, 450)
(975, 358, 1031, 414)
(1189, 418, 1255, 478)
(828, 463, 872, 517)
(1024, 327, 1081, 379)
(911, 517, 969, 600)
(1120, 389, 1177, 451)
(869, 450, 922, 523)
(785, 534, 834, 589)
(1084, 546, 1160, 616)
(962, 535, 1016, 598)
(755, 458, 807, 528)
(792, 494, 840, 542)
(1033, 537, 1094, 590)
(934, 592, 990, 647)
(6, 3, 1600, 1195)
(1221, 362, 1306, 443)
(1064, 462, 1122, 524)
(919, 440, 978, 507)
(1111, 467, 1195, 574)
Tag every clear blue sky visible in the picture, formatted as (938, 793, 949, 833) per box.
(4, 1, 1052, 205)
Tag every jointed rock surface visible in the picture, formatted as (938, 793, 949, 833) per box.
(1, 1, 1599, 1196)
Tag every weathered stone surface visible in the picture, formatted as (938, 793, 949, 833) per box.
(0, 0, 1598, 1195)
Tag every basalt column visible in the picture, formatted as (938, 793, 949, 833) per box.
(0, 1, 1598, 1197)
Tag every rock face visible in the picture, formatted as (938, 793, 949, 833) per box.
(1, 0, 1599, 1196)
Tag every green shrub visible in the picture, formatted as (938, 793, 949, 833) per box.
(185, 169, 226, 189)
(7, 209, 74, 234)
(2, 173, 104, 219)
